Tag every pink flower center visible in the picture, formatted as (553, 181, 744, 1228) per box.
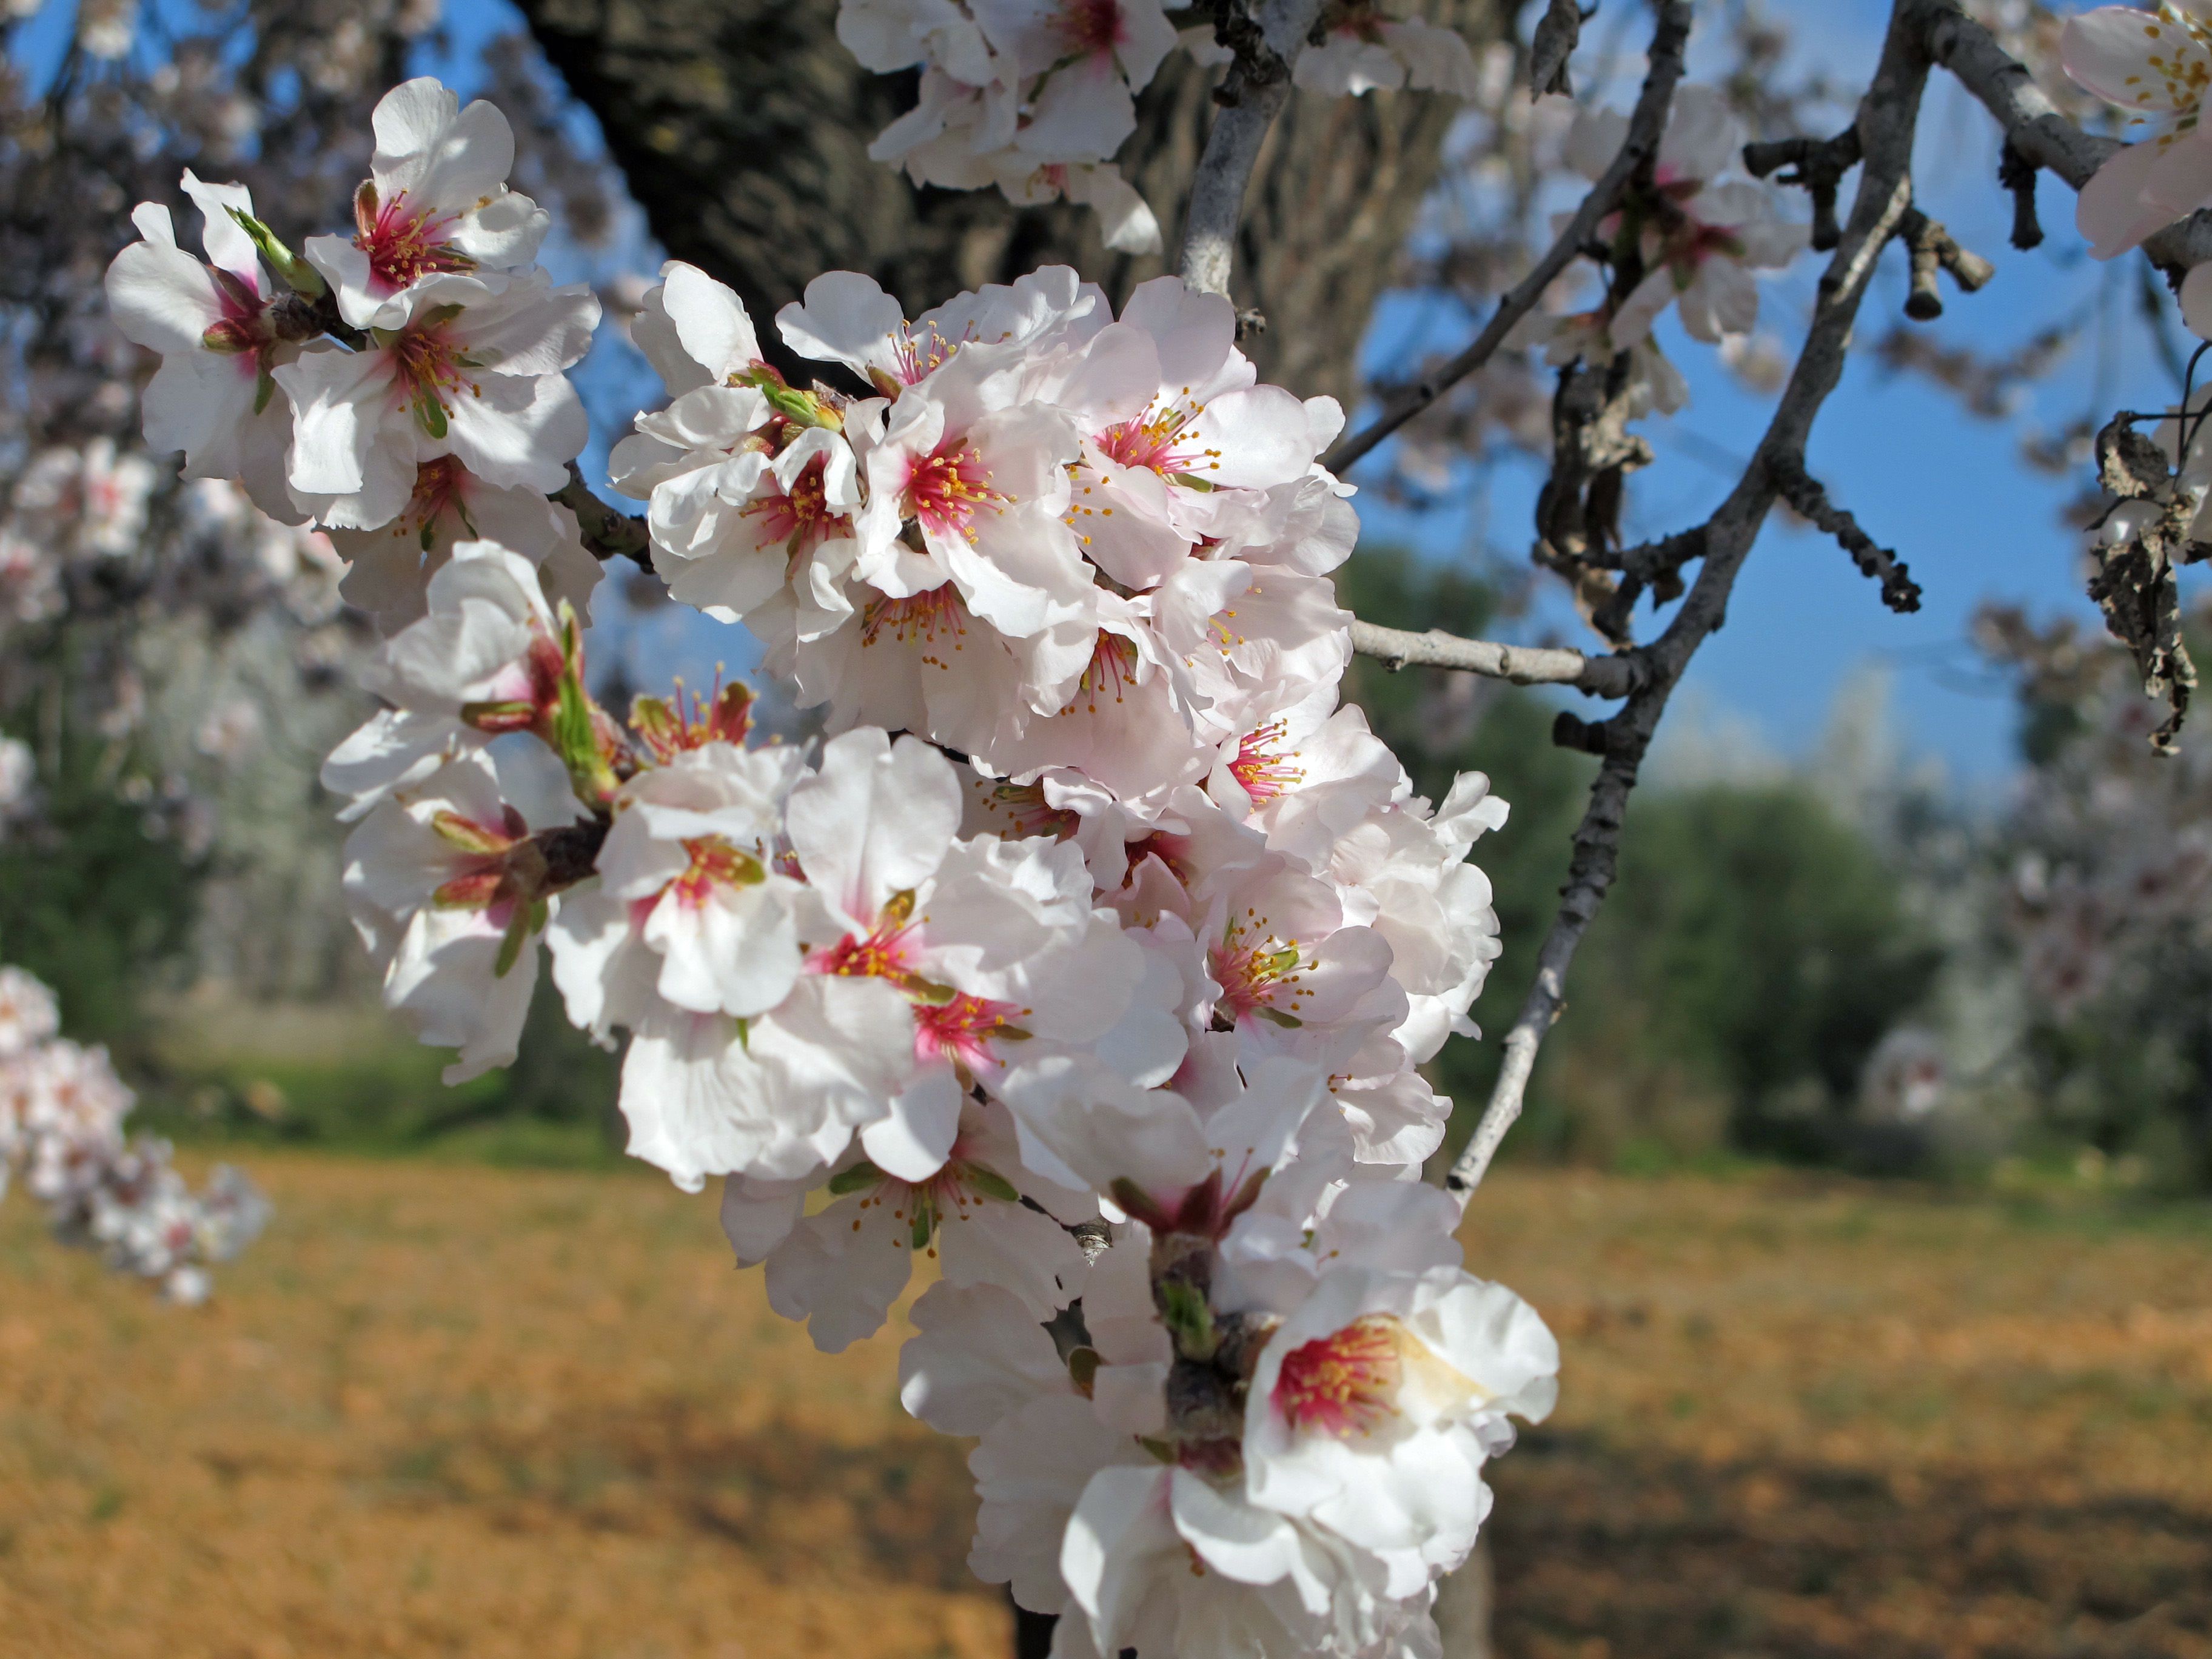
(892, 322, 960, 388)
(814, 917, 919, 981)
(842, 1144, 1016, 1256)
(1063, 631, 1141, 716)
(1095, 398, 1216, 477)
(902, 440, 1007, 540)
(861, 585, 970, 663)
(982, 782, 1079, 841)
(914, 991, 1030, 1070)
(1230, 722, 1302, 803)
(742, 452, 851, 556)
(389, 318, 479, 415)
(1273, 1315, 1404, 1438)
(355, 190, 473, 293)
(1055, 0, 1126, 58)
(1210, 910, 1308, 1027)
(668, 836, 763, 908)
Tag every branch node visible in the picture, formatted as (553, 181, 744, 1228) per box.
(1743, 128, 1862, 252)
(552, 464, 652, 571)
(1899, 206, 1995, 321)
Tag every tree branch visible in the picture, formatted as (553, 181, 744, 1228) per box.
(1178, 0, 1329, 298)
(554, 465, 651, 571)
(1771, 456, 1923, 612)
(1914, 0, 2212, 275)
(1322, 0, 1694, 476)
(1446, 0, 1934, 1205)
(1349, 619, 1637, 696)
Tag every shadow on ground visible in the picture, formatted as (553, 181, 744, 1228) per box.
(1493, 1427, 2212, 1659)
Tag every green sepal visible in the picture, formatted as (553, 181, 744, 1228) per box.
(224, 206, 327, 298)
(1159, 1278, 1218, 1362)
(253, 366, 276, 415)
(1168, 472, 1215, 492)
(1137, 1436, 1176, 1465)
(1255, 1006, 1304, 1030)
(492, 899, 540, 979)
(826, 1161, 883, 1196)
(549, 603, 620, 806)
(1066, 1347, 1101, 1396)
(965, 1164, 1020, 1204)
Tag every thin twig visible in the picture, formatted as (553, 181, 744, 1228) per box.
(1322, 1, 1694, 476)
(1771, 457, 1923, 612)
(1178, 0, 1329, 298)
(553, 464, 652, 570)
(1446, 0, 1934, 1205)
(1350, 619, 1637, 696)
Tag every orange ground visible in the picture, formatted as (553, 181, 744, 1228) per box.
(1, 1156, 2207, 1659)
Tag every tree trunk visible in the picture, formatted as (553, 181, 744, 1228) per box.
(516, 0, 1512, 403)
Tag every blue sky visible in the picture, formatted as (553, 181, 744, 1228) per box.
(32, 0, 2200, 786)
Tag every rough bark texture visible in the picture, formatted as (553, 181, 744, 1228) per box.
(515, 0, 1509, 403)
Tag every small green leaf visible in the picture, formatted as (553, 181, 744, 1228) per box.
(253, 366, 276, 415)
(1255, 1006, 1304, 1029)
(412, 391, 449, 440)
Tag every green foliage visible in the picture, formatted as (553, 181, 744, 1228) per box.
(1578, 785, 1945, 1162)
(138, 978, 627, 1168)
(1337, 545, 1942, 1175)
(0, 719, 200, 1056)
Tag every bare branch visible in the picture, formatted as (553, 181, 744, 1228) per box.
(554, 464, 652, 571)
(1321, 1, 1694, 475)
(1447, 0, 1935, 1205)
(1349, 618, 1637, 696)
(1770, 457, 1923, 612)
(1178, 0, 1329, 298)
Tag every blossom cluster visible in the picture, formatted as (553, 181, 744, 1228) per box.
(102, 78, 603, 639)
(1514, 85, 1806, 416)
(838, 0, 1484, 255)
(112, 72, 1556, 1659)
(0, 967, 269, 1304)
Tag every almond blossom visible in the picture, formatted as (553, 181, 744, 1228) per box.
(1563, 85, 1806, 349)
(341, 745, 584, 1083)
(1, 965, 268, 1300)
(1291, 5, 1482, 99)
(104, 172, 304, 523)
(2060, 4, 2212, 260)
(305, 76, 552, 330)
(278, 270, 598, 531)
